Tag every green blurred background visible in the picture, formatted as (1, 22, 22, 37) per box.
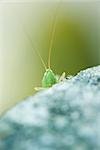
(0, 1, 99, 115)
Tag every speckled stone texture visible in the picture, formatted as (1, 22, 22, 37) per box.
(0, 66, 100, 150)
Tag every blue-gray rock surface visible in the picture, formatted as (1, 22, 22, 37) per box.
(0, 66, 100, 150)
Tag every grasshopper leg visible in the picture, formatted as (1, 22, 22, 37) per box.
(34, 87, 46, 91)
(59, 72, 66, 82)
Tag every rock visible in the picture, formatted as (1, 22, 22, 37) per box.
(0, 66, 100, 150)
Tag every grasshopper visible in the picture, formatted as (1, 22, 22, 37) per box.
(20, 1, 66, 90)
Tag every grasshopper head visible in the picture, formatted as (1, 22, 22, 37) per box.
(42, 69, 57, 88)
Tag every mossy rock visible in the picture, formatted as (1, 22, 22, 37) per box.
(0, 66, 100, 150)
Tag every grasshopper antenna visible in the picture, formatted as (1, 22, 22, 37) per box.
(18, 16, 47, 71)
(48, 0, 61, 69)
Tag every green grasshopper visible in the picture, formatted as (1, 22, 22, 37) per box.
(21, 1, 66, 90)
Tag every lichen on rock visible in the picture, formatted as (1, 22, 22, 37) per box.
(0, 66, 100, 150)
